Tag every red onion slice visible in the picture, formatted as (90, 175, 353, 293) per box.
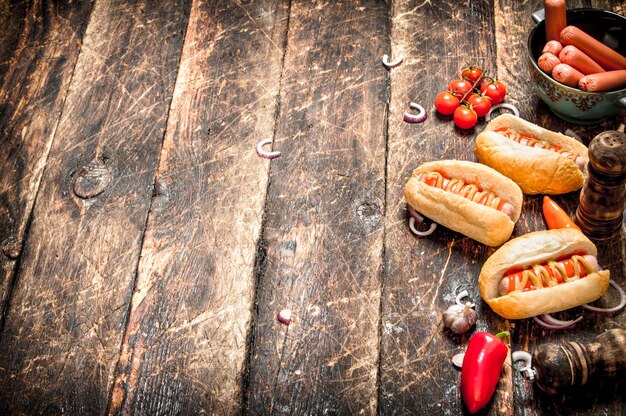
(485, 103, 520, 121)
(455, 289, 475, 308)
(403, 102, 427, 124)
(256, 138, 281, 159)
(512, 351, 535, 380)
(408, 217, 437, 236)
(407, 205, 424, 223)
(452, 352, 465, 368)
(564, 128, 582, 143)
(406, 205, 436, 236)
(541, 313, 582, 327)
(512, 351, 532, 372)
(277, 309, 292, 325)
(382, 54, 403, 69)
(532, 315, 576, 330)
(455, 289, 469, 306)
(582, 279, 626, 313)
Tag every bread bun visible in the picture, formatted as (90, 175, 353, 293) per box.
(475, 114, 588, 195)
(404, 160, 523, 247)
(479, 228, 610, 319)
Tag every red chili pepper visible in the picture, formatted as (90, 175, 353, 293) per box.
(461, 331, 509, 414)
(542, 195, 581, 231)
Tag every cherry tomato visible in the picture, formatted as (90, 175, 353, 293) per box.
(434, 91, 460, 115)
(466, 93, 492, 117)
(448, 79, 473, 99)
(453, 105, 478, 129)
(480, 79, 506, 104)
(461, 65, 484, 85)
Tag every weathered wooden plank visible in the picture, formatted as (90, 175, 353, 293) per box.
(106, 1, 289, 414)
(380, 1, 516, 415)
(0, 1, 190, 414)
(0, 1, 28, 82)
(493, 1, 626, 415)
(0, 0, 93, 326)
(245, 0, 389, 414)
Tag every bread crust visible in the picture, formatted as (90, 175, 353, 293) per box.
(403, 160, 523, 247)
(479, 228, 610, 319)
(475, 114, 588, 195)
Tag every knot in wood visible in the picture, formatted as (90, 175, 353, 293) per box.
(152, 177, 171, 199)
(356, 201, 382, 233)
(1, 237, 21, 259)
(73, 159, 113, 199)
(356, 202, 381, 219)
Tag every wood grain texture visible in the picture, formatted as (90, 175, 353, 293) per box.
(0, 0, 623, 414)
(0, 1, 28, 81)
(0, 0, 190, 414)
(380, 1, 514, 415)
(106, 1, 289, 414)
(0, 0, 93, 327)
(493, 1, 626, 416)
(245, 0, 389, 414)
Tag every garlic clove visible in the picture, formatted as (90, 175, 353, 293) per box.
(443, 302, 478, 334)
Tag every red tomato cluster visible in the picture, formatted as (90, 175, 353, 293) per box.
(434, 64, 507, 129)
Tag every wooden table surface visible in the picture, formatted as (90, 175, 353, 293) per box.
(1, 0, 625, 415)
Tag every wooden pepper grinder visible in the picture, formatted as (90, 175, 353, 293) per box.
(576, 127, 626, 240)
(532, 328, 626, 394)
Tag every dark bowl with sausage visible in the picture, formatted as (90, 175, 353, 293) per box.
(527, 8, 626, 125)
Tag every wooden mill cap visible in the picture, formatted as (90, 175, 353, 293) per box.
(588, 130, 626, 177)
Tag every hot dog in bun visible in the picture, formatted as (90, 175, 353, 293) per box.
(479, 228, 610, 320)
(404, 160, 523, 247)
(475, 114, 588, 195)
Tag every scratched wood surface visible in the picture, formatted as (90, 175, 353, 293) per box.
(0, 0, 625, 415)
(0, 0, 93, 328)
(107, 1, 289, 414)
(244, 0, 388, 413)
(0, 0, 191, 414)
(380, 1, 515, 414)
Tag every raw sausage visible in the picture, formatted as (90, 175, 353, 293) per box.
(538, 52, 561, 73)
(560, 25, 626, 71)
(544, 0, 567, 42)
(559, 45, 605, 75)
(579, 69, 626, 92)
(552, 63, 585, 87)
(542, 40, 563, 56)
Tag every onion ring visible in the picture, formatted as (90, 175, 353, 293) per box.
(256, 138, 281, 159)
(532, 315, 577, 330)
(564, 128, 582, 143)
(408, 217, 437, 236)
(452, 352, 465, 368)
(512, 351, 532, 372)
(512, 351, 535, 380)
(541, 313, 582, 327)
(455, 290, 470, 306)
(454, 289, 475, 308)
(485, 103, 520, 121)
(582, 279, 626, 314)
(403, 102, 427, 124)
(407, 205, 424, 223)
(277, 309, 292, 325)
(382, 54, 403, 69)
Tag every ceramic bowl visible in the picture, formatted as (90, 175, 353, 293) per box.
(527, 8, 626, 125)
